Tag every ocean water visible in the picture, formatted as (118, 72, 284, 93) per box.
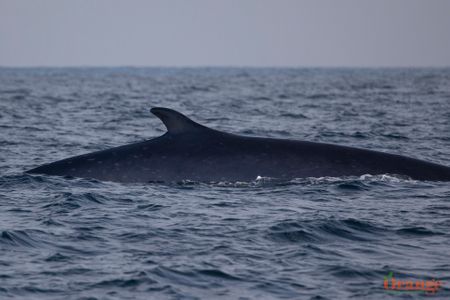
(0, 67, 449, 299)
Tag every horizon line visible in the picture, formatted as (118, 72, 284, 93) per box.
(1, 65, 450, 69)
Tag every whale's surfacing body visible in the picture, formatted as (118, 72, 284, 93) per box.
(27, 107, 450, 182)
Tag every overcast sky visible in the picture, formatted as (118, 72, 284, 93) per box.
(1, 0, 449, 67)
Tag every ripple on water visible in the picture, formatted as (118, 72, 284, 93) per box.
(0, 230, 44, 248)
(267, 218, 387, 244)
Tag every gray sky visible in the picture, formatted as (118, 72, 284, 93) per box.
(1, 0, 449, 67)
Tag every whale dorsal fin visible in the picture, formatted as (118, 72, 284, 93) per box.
(150, 107, 209, 135)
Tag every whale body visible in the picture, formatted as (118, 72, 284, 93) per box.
(27, 107, 450, 182)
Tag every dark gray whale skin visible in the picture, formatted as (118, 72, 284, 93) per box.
(27, 107, 450, 182)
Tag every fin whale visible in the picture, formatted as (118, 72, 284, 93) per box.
(27, 107, 450, 182)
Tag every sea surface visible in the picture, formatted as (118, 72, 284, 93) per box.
(0, 67, 449, 299)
